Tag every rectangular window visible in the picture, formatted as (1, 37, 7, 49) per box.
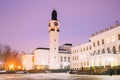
(107, 47, 110, 53)
(90, 46, 92, 50)
(97, 41, 100, 46)
(61, 57, 63, 62)
(64, 57, 66, 62)
(119, 45, 120, 52)
(102, 39, 104, 45)
(118, 34, 120, 40)
(93, 42, 95, 47)
(68, 57, 70, 62)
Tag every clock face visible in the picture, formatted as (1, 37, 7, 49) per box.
(54, 22, 58, 26)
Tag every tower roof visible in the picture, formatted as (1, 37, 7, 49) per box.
(51, 9, 57, 20)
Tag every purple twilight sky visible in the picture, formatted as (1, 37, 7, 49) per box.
(0, 0, 120, 53)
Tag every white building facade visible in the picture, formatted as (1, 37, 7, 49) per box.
(23, 10, 72, 70)
(71, 22, 120, 70)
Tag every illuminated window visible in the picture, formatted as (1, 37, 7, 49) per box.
(113, 46, 116, 54)
(118, 34, 120, 40)
(102, 39, 104, 44)
(111, 36, 115, 42)
(106, 38, 110, 43)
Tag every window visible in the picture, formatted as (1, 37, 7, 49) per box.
(93, 42, 95, 47)
(107, 47, 110, 53)
(87, 47, 88, 50)
(106, 38, 110, 43)
(93, 51, 96, 55)
(64, 57, 66, 62)
(84, 48, 85, 51)
(87, 62, 89, 66)
(90, 46, 92, 50)
(77, 56, 79, 60)
(102, 49, 105, 53)
(51, 29, 55, 31)
(119, 45, 120, 52)
(102, 39, 104, 45)
(73, 57, 74, 61)
(81, 49, 82, 52)
(98, 50, 100, 54)
(111, 36, 115, 42)
(61, 56, 63, 62)
(118, 34, 120, 40)
(97, 41, 100, 46)
(113, 46, 116, 54)
(68, 57, 70, 62)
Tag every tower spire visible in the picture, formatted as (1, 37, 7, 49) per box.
(51, 9, 57, 20)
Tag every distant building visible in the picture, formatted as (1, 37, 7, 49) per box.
(71, 22, 120, 70)
(33, 43, 72, 70)
(22, 54, 34, 70)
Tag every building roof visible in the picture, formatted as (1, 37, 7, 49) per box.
(63, 43, 72, 46)
(36, 47, 49, 50)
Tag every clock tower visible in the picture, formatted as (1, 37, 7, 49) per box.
(48, 9, 60, 69)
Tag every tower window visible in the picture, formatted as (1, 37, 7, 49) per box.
(51, 29, 55, 31)
(57, 29, 60, 32)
